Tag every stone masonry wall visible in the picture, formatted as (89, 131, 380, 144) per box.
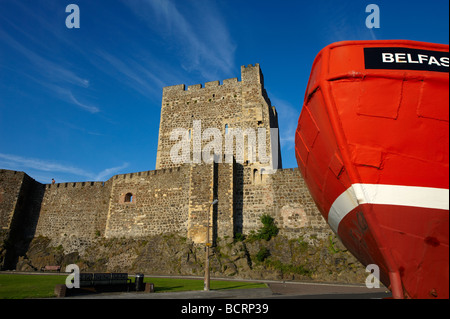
(156, 78, 242, 169)
(0, 170, 45, 240)
(239, 166, 276, 233)
(0, 170, 24, 232)
(237, 166, 328, 239)
(35, 180, 112, 246)
(106, 166, 191, 238)
(187, 163, 215, 243)
(0, 170, 45, 269)
(215, 162, 234, 239)
(271, 168, 328, 238)
(8, 173, 44, 242)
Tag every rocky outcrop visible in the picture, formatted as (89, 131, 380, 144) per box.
(15, 231, 367, 285)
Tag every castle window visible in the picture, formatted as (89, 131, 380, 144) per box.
(260, 168, 267, 183)
(225, 124, 229, 134)
(253, 169, 258, 184)
(124, 193, 133, 203)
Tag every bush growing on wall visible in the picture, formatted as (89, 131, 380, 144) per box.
(250, 214, 279, 241)
(256, 246, 270, 262)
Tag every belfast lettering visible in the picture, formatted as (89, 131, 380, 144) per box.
(364, 47, 449, 72)
(381, 52, 449, 67)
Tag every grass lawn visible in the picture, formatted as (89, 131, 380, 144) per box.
(0, 274, 66, 299)
(149, 276, 266, 293)
(0, 274, 266, 299)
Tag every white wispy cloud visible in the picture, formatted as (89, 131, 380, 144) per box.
(66, 90, 100, 114)
(94, 50, 165, 99)
(122, 0, 236, 80)
(0, 153, 128, 182)
(94, 162, 130, 181)
(36, 83, 100, 114)
(0, 153, 92, 178)
(0, 14, 98, 114)
(56, 120, 107, 137)
(0, 27, 89, 89)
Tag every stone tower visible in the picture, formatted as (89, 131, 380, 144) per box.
(154, 63, 284, 242)
(155, 63, 282, 172)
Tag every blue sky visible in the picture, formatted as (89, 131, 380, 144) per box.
(0, 0, 448, 184)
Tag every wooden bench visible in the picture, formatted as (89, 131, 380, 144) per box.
(79, 273, 131, 288)
(41, 265, 61, 272)
(55, 273, 152, 297)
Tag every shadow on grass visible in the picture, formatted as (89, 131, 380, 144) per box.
(212, 284, 251, 291)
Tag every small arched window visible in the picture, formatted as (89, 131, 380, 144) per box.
(124, 193, 133, 203)
(225, 124, 229, 134)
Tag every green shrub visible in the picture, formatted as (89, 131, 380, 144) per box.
(234, 232, 245, 242)
(256, 214, 279, 241)
(264, 259, 313, 277)
(256, 247, 270, 262)
(328, 235, 342, 254)
(297, 236, 309, 252)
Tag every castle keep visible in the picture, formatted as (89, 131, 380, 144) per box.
(0, 64, 328, 269)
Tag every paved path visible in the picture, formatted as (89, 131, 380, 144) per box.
(63, 280, 391, 299)
(266, 281, 391, 299)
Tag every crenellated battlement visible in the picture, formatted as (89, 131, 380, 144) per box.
(241, 63, 263, 85)
(162, 77, 240, 96)
(38, 166, 190, 192)
(241, 63, 260, 69)
(112, 166, 184, 180)
(162, 63, 262, 98)
(0, 169, 22, 176)
(0, 169, 41, 185)
(46, 181, 107, 189)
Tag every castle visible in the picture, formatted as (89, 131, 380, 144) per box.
(0, 64, 328, 269)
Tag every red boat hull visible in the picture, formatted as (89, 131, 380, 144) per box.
(295, 40, 449, 298)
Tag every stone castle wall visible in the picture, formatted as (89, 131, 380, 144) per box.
(35, 180, 112, 242)
(236, 166, 328, 237)
(0, 169, 45, 268)
(0, 64, 330, 269)
(0, 170, 24, 232)
(0, 165, 328, 253)
(271, 168, 326, 233)
(106, 166, 191, 238)
(0, 170, 44, 241)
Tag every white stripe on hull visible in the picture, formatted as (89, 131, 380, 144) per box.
(328, 184, 450, 233)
